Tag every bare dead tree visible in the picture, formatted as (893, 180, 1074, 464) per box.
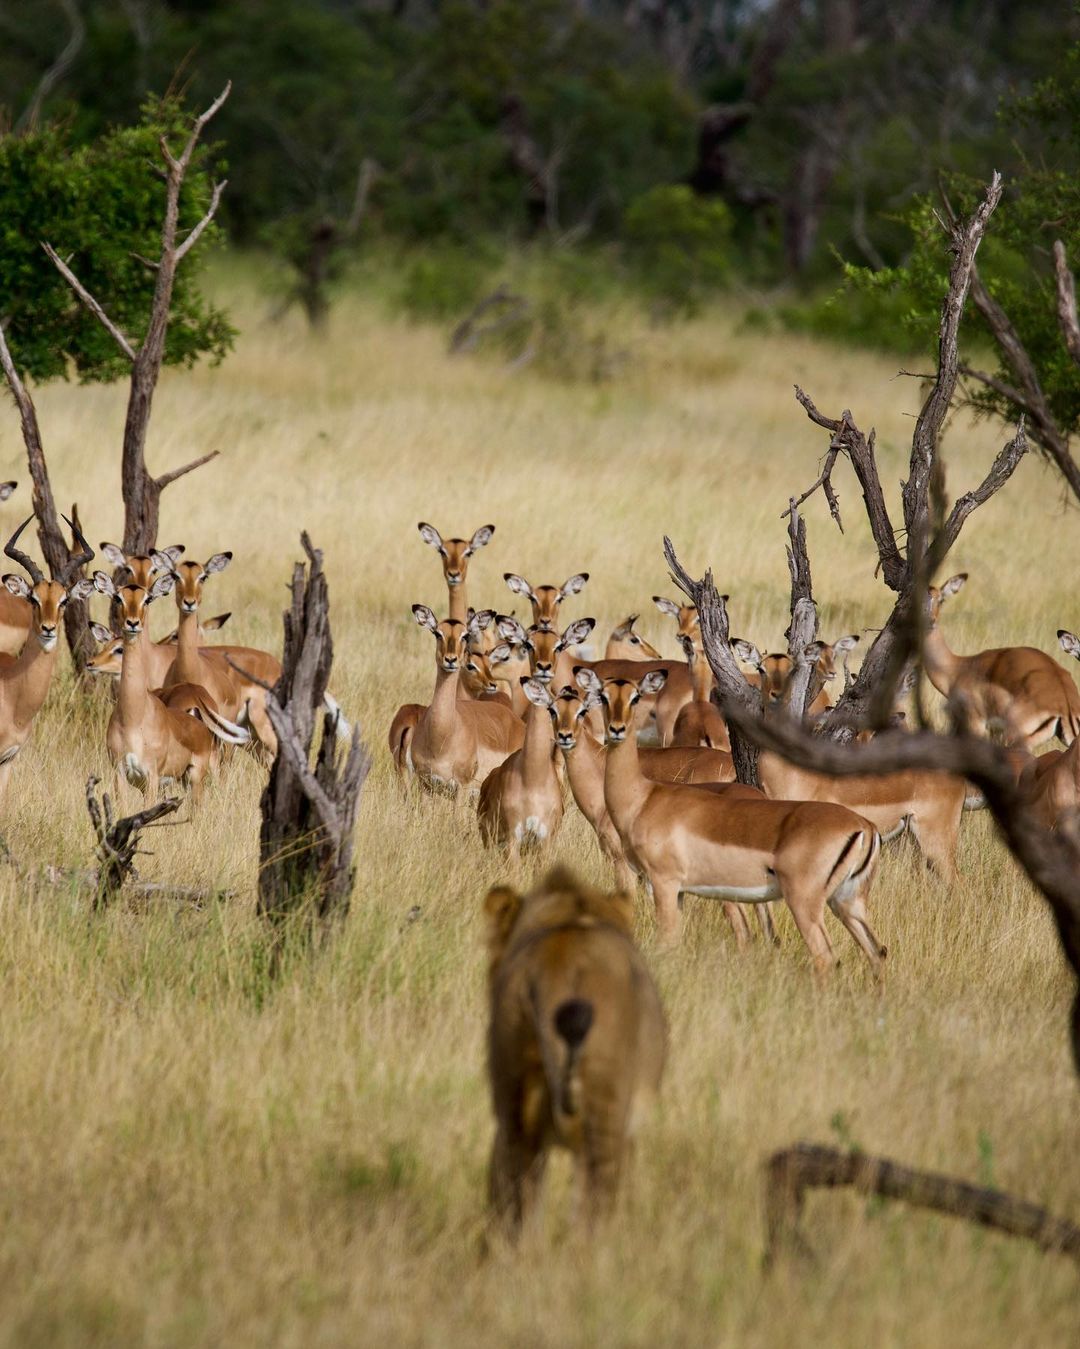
(665, 174, 1080, 1067)
(254, 534, 370, 931)
(0, 323, 95, 667)
(85, 774, 180, 910)
(764, 1143, 1080, 1269)
(42, 84, 231, 555)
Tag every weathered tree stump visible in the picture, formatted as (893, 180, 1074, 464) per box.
(256, 533, 370, 927)
(85, 774, 180, 910)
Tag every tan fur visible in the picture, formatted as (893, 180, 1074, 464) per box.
(477, 679, 564, 856)
(418, 522, 494, 625)
(485, 867, 666, 1233)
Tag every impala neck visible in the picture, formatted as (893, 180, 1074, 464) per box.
(562, 728, 606, 824)
(424, 663, 462, 749)
(447, 582, 468, 626)
(174, 607, 201, 679)
(603, 729, 651, 826)
(923, 623, 960, 694)
(522, 702, 555, 779)
(690, 654, 711, 702)
(118, 625, 152, 726)
(3, 633, 59, 733)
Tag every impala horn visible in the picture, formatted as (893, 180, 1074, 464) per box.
(4, 516, 44, 586)
(59, 510, 95, 587)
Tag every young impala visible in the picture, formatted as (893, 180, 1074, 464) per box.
(577, 667, 885, 975)
(924, 575, 1080, 749)
(503, 571, 588, 627)
(0, 515, 94, 801)
(670, 632, 730, 750)
(732, 635, 859, 717)
(477, 677, 565, 856)
(604, 615, 661, 660)
(85, 612, 231, 686)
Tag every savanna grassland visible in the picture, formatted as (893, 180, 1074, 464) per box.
(0, 266, 1077, 1348)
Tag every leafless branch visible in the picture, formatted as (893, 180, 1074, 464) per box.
(154, 450, 220, 491)
(764, 1143, 1080, 1268)
(174, 179, 228, 262)
(782, 444, 844, 532)
(41, 242, 137, 362)
(14, 0, 85, 134)
(85, 774, 182, 908)
(1053, 240, 1080, 367)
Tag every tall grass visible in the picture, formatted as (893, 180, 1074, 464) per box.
(0, 271, 1076, 1347)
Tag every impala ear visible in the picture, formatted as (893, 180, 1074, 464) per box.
(418, 522, 444, 552)
(574, 666, 603, 695)
(92, 570, 117, 598)
(160, 544, 185, 563)
(941, 573, 967, 598)
(148, 573, 175, 602)
(803, 640, 827, 663)
(653, 595, 680, 618)
(484, 884, 522, 971)
(68, 578, 95, 601)
(638, 669, 668, 696)
(504, 573, 534, 600)
(467, 524, 495, 553)
(3, 575, 31, 599)
(731, 638, 761, 667)
(0, 481, 15, 501)
(521, 677, 554, 709)
(150, 550, 175, 574)
(558, 616, 596, 650)
(560, 572, 588, 597)
(99, 542, 127, 567)
(412, 604, 438, 632)
(469, 607, 495, 630)
(487, 641, 512, 665)
(580, 687, 603, 712)
(1058, 629, 1080, 660)
(204, 552, 232, 574)
(89, 621, 114, 644)
(496, 613, 527, 643)
(833, 634, 860, 654)
(203, 611, 230, 632)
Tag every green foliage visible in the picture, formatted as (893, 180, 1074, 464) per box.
(395, 248, 495, 323)
(624, 185, 733, 314)
(0, 100, 234, 384)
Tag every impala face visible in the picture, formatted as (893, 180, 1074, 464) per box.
(653, 595, 701, 643)
(99, 542, 185, 590)
(1, 576, 94, 651)
(498, 615, 596, 684)
(927, 573, 967, 626)
(171, 554, 232, 614)
(577, 668, 667, 745)
(94, 572, 176, 640)
(504, 572, 589, 626)
(413, 605, 468, 673)
(609, 614, 661, 658)
(418, 523, 494, 590)
(549, 685, 600, 752)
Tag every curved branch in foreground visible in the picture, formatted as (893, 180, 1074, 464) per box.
(764, 1143, 1080, 1268)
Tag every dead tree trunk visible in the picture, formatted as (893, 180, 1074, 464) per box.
(256, 534, 370, 928)
(0, 325, 94, 668)
(43, 85, 231, 556)
(764, 1143, 1080, 1268)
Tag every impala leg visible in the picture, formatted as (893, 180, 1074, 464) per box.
(650, 877, 682, 945)
(756, 901, 780, 947)
(246, 696, 278, 760)
(489, 1126, 547, 1238)
(827, 892, 887, 982)
(907, 813, 958, 884)
(786, 896, 836, 977)
(722, 901, 751, 951)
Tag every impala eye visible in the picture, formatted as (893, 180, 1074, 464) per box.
(630, 635, 640, 644)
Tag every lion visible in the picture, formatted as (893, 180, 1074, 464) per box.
(484, 866, 667, 1233)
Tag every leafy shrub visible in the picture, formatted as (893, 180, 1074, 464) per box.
(623, 185, 733, 315)
(395, 249, 495, 322)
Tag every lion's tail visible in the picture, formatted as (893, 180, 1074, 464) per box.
(553, 998, 594, 1117)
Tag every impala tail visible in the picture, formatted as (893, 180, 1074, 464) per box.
(827, 826, 880, 904)
(193, 696, 251, 745)
(323, 692, 352, 742)
(552, 998, 594, 1117)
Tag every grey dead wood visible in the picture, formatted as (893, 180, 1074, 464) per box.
(763, 1143, 1080, 1269)
(256, 533, 370, 929)
(85, 773, 181, 910)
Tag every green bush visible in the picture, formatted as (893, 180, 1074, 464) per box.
(623, 185, 733, 315)
(395, 249, 495, 322)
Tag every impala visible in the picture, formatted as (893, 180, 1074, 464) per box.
(98, 541, 185, 590)
(0, 482, 32, 656)
(408, 605, 524, 795)
(419, 522, 495, 624)
(577, 668, 885, 975)
(924, 575, 1080, 749)
(546, 682, 776, 946)
(93, 571, 247, 802)
(670, 632, 730, 750)
(604, 615, 661, 660)
(85, 612, 231, 686)
(0, 515, 95, 800)
(1019, 630, 1080, 829)
(732, 634, 859, 716)
(477, 677, 565, 855)
(503, 571, 588, 627)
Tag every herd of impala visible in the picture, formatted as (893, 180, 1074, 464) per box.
(392, 520, 1080, 976)
(0, 482, 345, 810)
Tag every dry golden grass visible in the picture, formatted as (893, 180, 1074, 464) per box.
(0, 270, 1077, 1347)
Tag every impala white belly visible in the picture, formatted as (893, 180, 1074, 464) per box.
(121, 752, 151, 788)
(514, 815, 549, 843)
(682, 880, 781, 903)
